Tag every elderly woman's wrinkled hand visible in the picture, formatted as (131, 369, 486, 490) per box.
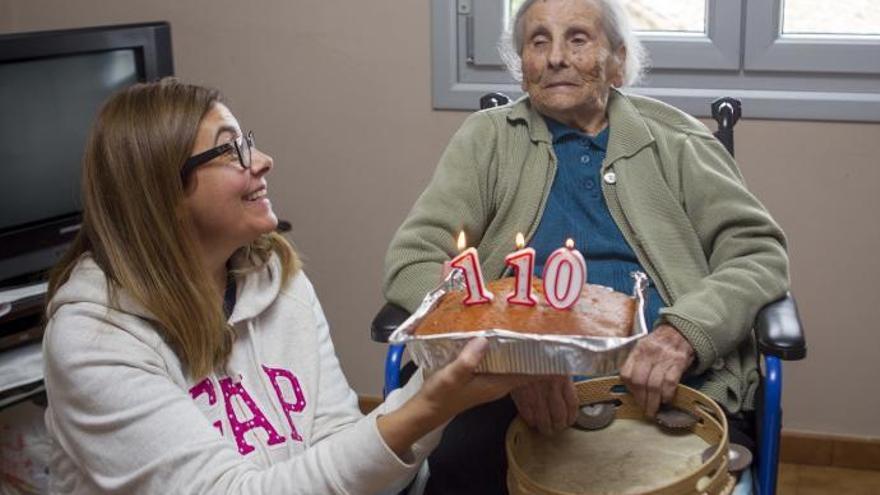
(511, 376, 579, 435)
(619, 324, 695, 418)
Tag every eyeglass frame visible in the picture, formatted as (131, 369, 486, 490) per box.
(180, 130, 255, 181)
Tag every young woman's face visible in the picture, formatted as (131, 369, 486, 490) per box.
(182, 103, 277, 253)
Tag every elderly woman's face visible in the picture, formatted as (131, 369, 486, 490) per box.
(520, 0, 624, 127)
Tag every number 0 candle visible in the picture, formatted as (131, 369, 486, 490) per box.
(542, 238, 587, 310)
(505, 232, 537, 306)
(449, 231, 493, 305)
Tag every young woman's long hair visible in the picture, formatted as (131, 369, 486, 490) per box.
(48, 78, 298, 378)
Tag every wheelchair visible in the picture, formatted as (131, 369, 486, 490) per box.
(371, 94, 807, 495)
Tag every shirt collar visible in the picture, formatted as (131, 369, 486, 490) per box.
(544, 116, 610, 151)
(506, 89, 655, 164)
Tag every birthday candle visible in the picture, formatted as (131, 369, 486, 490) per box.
(542, 238, 587, 310)
(449, 231, 493, 305)
(505, 232, 537, 306)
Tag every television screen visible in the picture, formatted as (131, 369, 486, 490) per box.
(0, 22, 172, 284)
(0, 50, 139, 231)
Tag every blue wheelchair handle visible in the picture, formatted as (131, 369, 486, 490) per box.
(384, 344, 406, 398)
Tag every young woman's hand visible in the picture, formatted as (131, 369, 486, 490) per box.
(377, 338, 534, 457)
(417, 338, 534, 418)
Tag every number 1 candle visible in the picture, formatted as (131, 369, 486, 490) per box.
(449, 231, 493, 305)
(505, 232, 537, 306)
(542, 238, 587, 310)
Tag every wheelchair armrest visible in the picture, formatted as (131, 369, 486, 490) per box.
(755, 292, 807, 361)
(371, 302, 412, 343)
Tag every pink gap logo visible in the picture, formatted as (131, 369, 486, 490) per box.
(189, 365, 307, 455)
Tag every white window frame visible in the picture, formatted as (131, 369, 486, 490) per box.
(432, 0, 880, 121)
(744, 0, 880, 74)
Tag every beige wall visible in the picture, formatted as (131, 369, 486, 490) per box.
(4, 0, 879, 438)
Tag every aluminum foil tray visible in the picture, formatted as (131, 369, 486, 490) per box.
(388, 270, 649, 375)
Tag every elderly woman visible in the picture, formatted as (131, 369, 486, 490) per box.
(382, 0, 789, 493)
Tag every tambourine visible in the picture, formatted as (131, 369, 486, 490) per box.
(506, 377, 736, 495)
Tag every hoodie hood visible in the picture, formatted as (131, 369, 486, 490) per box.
(47, 253, 286, 326)
(47, 255, 151, 321)
(227, 252, 285, 325)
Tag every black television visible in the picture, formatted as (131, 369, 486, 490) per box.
(0, 22, 174, 286)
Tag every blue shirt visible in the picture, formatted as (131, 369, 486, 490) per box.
(529, 117, 665, 329)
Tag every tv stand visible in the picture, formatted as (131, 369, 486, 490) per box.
(0, 281, 46, 409)
(0, 280, 47, 352)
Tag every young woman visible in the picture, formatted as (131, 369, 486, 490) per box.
(43, 78, 527, 494)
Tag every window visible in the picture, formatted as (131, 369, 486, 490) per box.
(622, 0, 706, 33)
(781, 0, 879, 36)
(432, 0, 880, 121)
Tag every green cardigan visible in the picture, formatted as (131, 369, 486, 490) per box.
(383, 90, 789, 414)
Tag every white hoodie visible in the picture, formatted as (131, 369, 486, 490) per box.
(43, 254, 438, 494)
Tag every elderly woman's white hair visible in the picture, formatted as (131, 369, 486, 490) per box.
(500, 0, 648, 87)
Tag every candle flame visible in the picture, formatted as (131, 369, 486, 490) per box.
(565, 238, 575, 249)
(515, 232, 525, 250)
(457, 231, 467, 252)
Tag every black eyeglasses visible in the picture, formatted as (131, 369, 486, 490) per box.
(181, 131, 255, 180)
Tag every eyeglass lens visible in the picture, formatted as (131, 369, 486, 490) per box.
(236, 131, 254, 169)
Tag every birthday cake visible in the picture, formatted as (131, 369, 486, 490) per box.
(412, 277, 636, 338)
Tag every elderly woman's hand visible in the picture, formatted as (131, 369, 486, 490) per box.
(511, 376, 578, 435)
(619, 324, 695, 417)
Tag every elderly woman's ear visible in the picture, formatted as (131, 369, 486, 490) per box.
(611, 45, 627, 88)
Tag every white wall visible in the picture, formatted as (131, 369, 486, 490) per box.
(3, 0, 879, 438)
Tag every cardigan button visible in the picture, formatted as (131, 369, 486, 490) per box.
(603, 171, 617, 184)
